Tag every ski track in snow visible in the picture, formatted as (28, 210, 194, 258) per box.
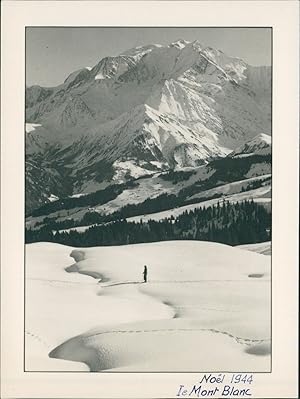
(84, 328, 269, 347)
(26, 330, 52, 349)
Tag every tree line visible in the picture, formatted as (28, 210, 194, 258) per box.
(26, 199, 271, 247)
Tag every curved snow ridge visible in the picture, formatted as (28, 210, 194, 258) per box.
(66, 249, 109, 281)
(49, 321, 271, 372)
(67, 247, 177, 321)
(69, 249, 86, 262)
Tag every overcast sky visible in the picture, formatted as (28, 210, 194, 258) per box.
(26, 27, 271, 87)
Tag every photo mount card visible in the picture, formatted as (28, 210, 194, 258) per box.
(1, 1, 299, 398)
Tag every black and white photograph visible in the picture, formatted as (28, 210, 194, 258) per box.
(24, 26, 273, 373)
(1, 1, 299, 398)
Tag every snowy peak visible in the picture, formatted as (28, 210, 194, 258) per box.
(86, 39, 253, 86)
(91, 55, 136, 81)
(229, 133, 271, 157)
(257, 133, 271, 144)
(121, 43, 163, 60)
(169, 39, 191, 49)
(117, 40, 235, 85)
(64, 68, 91, 88)
(201, 47, 247, 81)
(191, 39, 203, 51)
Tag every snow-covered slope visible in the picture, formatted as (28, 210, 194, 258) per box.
(229, 133, 271, 158)
(26, 241, 270, 371)
(26, 39, 271, 213)
(238, 241, 271, 256)
(25, 123, 42, 133)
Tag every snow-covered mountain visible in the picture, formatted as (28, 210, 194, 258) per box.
(229, 133, 271, 157)
(25, 39, 271, 213)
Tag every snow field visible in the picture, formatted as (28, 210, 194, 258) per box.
(26, 240, 270, 372)
(238, 241, 271, 256)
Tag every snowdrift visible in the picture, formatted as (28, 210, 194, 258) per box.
(25, 240, 270, 372)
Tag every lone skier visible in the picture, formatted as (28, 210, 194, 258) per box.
(143, 265, 148, 283)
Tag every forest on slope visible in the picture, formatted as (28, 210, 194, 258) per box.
(26, 200, 271, 247)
